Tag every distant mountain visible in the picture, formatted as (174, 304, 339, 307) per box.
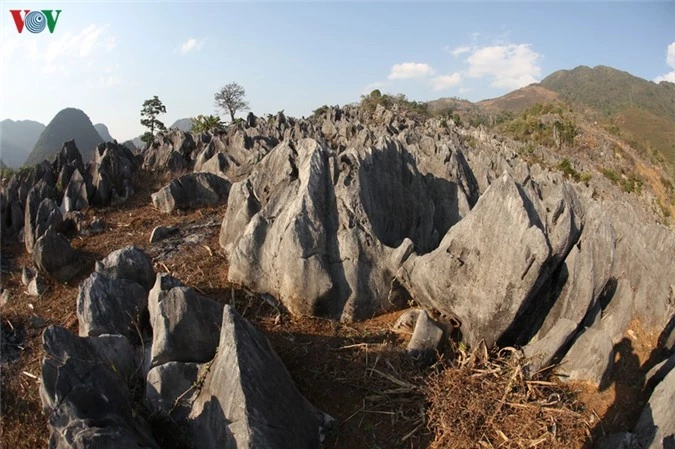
(169, 118, 194, 132)
(94, 123, 115, 143)
(122, 137, 145, 151)
(0, 119, 45, 167)
(541, 65, 675, 121)
(540, 65, 675, 164)
(25, 108, 103, 166)
(477, 85, 560, 115)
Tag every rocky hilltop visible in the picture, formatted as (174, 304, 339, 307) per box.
(1, 101, 674, 449)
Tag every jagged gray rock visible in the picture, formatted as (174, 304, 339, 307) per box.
(32, 227, 82, 282)
(62, 168, 90, 212)
(534, 204, 615, 340)
(149, 286, 223, 367)
(149, 225, 178, 243)
(407, 310, 445, 364)
(76, 272, 148, 338)
(394, 172, 551, 347)
(151, 172, 231, 213)
(145, 361, 200, 420)
(94, 245, 155, 291)
(523, 318, 578, 377)
(557, 327, 614, 386)
(27, 274, 48, 296)
(606, 201, 675, 331)
(40, 326, 158, 449)
(221, 137, 472, 321)
(89, 142, 139, 206)
(634, 367, 675, 448)
(185, 305, 330, 449)
(645, 353, 675, 392)
(24, 182, 57, 253)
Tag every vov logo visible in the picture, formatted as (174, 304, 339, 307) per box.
(10, 9, 62, 34)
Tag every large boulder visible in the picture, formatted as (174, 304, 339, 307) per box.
(149, 286, 224, 367)
(151, 172, 231, 213)
(221, 137, 471, 321)
(394, 172, 552, 347)
(76, 272, 148, 338)
(23, 181, 56, 253)
(32, 227, 82, 282)
(634, 367, 675, 448)
(185, 305, 330, 449)
(40, 326, 158, 449)
(89, 142, 139, 206)
(94, 246, 155, 291)
(534, 204, 616, 340)
(25, 197, 62, 254)
(557, 327, 614, 386)
(605, 201, 675, 330)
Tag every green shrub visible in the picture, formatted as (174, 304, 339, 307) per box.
(602, 168, 620, 183)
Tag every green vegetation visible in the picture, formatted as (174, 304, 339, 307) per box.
(500, 103, 578, 148)
(360, 90, 429, 121)
(602, 168, 643, 194)
(541, 65, 675, 121)
(214, 82, 249, 122)
(140, 96, 167, 143)
(312, 105, 330, 117)
(191, 115, 225, 134)
(0, 165, 30, 179)
(557, 158, 590, 183)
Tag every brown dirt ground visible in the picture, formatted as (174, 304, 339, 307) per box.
(0, 169, 665, 449)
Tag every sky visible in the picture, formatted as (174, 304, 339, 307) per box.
(1, 1, 674, 141)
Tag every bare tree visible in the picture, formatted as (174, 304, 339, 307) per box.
(214, 82, 249, 122)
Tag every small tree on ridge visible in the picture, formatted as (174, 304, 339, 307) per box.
(214, 82, 249, 122)
(140, 95, 166, 142)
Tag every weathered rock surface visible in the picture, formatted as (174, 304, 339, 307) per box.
(222, 137, 472, 321)
(40, 326, 157, 449)
(76, 272, 148, 338)
(41, 245, 329, 449)
(145, 361, 200, 420)
(395, 172, 551, 347)
(27, 274, 48, 296)
(185, 305, 329, 449)
(634, 367, 675, 448)
(523, 318, 578, 377)
(151, 172, 231, 213)
(24, 182, 57, 253)
(149, 225, 178, 243)
(32, 227, 82, 282)
(149, 286, 223, 367)
(94, 245, 155, 291)
(557, 327, 614, 386)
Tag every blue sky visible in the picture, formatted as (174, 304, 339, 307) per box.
(1, 1, 674, 141)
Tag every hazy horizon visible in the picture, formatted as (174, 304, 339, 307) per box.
(1, 1, 674, 142)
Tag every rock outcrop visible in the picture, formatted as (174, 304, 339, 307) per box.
(151, 172, 231, 213)
(41, 247, 330, 449)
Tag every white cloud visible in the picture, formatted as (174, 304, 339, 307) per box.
(388, 62, 436, 80)
(465, 43, 542, 89)
(42, 24, 115, 64)
(100, 75, 122, 89)
(430, 73, 462, 91)
(655, 72, 675, 83)
(667, 42, 675, 68)
(178, 37, 206, 54)
(654, 42, 675, 84)
(450, 46, 471, 57)
(459, 86, 471, 94)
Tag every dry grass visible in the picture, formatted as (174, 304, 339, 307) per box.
(425, 344, 589, 449)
